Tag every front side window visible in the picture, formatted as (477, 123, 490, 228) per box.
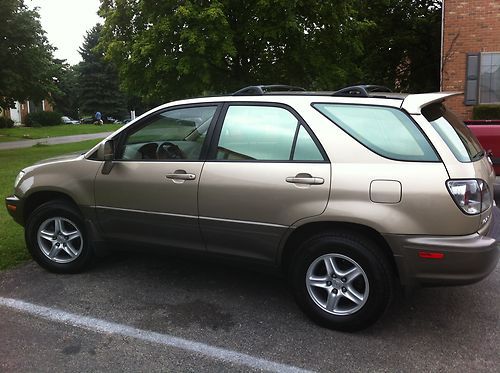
(216, 105, 324, 161)
(119, 106, 217, 161)
(479, 52, 500, 104)
(313, 104, 439, 162)
(422, 103, 483, 162)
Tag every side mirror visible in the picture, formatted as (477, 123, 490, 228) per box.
(103, 140, 114, 161)
(101, 140, 115, 175)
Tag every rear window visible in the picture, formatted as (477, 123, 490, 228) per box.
(313, 104, 439, 161)
(422, 103, 483, 162)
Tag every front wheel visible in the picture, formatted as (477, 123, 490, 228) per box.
(25, 200, 94, 273)
(290, 233, 394, 332)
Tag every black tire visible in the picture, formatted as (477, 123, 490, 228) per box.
(25, 200, 94, 273)
(290, 232, 394, 332)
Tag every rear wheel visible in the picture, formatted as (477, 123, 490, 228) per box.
(290, 233, 393, 332)
(25, 200, 94, 273)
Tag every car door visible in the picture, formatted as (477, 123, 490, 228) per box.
(94, 104, 220, 250)
(198, 103, 331, 262)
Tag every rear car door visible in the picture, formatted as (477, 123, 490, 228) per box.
(94, 105, 220, 250)
(198, 103, 331, 262)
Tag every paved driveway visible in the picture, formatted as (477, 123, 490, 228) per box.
(0, 132, 112, 150)
(0, 213, 499, 372)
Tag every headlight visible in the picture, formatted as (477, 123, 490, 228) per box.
(14, 171, 25, 188)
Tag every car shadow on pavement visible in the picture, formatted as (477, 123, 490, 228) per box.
(0, 245, 498, 372)
(88, 245, 499, 338)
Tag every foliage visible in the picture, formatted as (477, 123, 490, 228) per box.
(0, 117, 15, 129)
(0, 0, 59, 109)
(98, 0, 370, 103)
(0, 139, 102, 270)
(52, 60, 80, 118)
(473, 105, 500, 120)
(355, 0, 442, 93)
(26, 111, 62, 127)
(78, 25, 128, 119)
(98, 1, 442, 102)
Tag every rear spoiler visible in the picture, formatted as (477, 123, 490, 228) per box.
(401, 92, 462, 114)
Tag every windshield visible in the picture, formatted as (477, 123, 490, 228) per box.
(422, 103, 483, 162)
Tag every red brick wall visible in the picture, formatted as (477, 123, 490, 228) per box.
(441, 0, 500, 120)
(43, 99, 53, 112)
(20, 101, 29, 124)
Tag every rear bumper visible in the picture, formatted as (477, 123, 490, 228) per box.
(384, 221, 499, 288)
(5, 195, 24, 226)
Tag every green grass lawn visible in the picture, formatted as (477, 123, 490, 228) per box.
(0, 139, 101, 270)
(0, 124, 121, 143)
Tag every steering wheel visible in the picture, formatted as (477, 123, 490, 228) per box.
(137, 143, 158, 160)
(156, 141, 185, 160)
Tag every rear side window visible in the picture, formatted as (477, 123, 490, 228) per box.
(313, 104, 439, 161)
(422, 103, 483, 162)
(216, 105, 325, 161)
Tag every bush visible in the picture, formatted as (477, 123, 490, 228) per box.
(473, 105, 500, 120)
(0, 116, 14, 128)
(26, 111, 62, 127)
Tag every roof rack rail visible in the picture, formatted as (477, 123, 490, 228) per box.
(332, 85, 392, 97)
(233, 85, 306, 96)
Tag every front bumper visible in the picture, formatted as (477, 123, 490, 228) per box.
(385, 218, 500, 288)
(5, 195, 24, 226)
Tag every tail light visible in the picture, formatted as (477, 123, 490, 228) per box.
(446, 179, 492, 215)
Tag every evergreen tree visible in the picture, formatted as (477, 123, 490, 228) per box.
(78, 25, 127, 119)
(52, 60, 80, 118)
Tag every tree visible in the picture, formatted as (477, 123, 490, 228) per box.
(0, 0, 58, 109)
(77, 25, 127, 118)
(52, 60, 80, 118)
(98, 0, 369, 103)
(356, 0, 442, 92)
(98, 0, 441, 103)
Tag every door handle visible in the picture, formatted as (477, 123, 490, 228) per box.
(286, 173, 324, 185)
(165, 170, 196, 181)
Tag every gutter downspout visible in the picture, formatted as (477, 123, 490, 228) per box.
(440, 0, 445, 92)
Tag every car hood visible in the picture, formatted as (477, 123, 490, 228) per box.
(33, 152, 84, 166)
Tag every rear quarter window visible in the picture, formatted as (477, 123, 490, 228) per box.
(313, 104, 439, 162)
(422, 103, 483, 162)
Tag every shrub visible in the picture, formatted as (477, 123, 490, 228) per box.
(26, 111, 62, 127)
(473, 105, 500, 120)
(0, 116, 14, 128)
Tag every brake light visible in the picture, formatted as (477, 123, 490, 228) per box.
(446, 179, 492, 215)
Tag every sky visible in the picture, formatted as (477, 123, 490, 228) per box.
(27, 0, 102, 65)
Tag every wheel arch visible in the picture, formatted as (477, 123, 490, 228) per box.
(23, 191, 81, 225)
(280, 221, 399, 279)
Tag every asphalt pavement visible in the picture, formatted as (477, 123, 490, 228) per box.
(0, 210, 499, 372)
(0, 132, 112, 150)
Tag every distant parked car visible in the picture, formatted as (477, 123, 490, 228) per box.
(105, 117, 121, 124)
(61, 116, 79, 125)
(79, 117, 94, 124)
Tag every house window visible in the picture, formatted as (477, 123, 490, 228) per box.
(465, 52, 500, 105)
(479, 53, 500, 104)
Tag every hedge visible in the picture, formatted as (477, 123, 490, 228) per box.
(0, 116, 14, 128)
(473, 105, 500, 120)
(26, 111, 62, 127)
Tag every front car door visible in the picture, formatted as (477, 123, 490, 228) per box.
(94, 105, 220, 250)
(198, 103, 331, 263)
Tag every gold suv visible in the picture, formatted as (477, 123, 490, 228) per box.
(6, 85, 499, 331)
